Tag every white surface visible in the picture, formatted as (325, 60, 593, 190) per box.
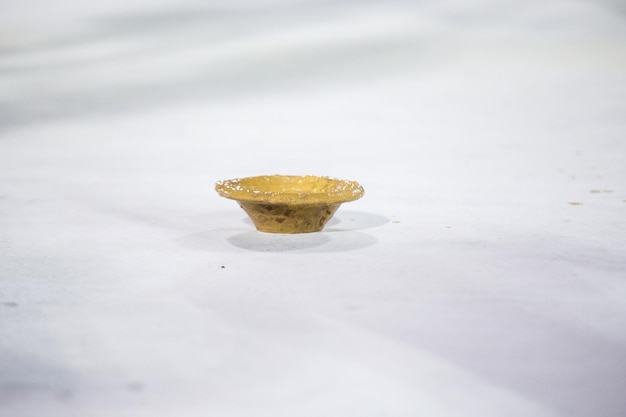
(1, 1, 626, 416)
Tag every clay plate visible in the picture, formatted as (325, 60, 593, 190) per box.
(215, 175, 364, 233)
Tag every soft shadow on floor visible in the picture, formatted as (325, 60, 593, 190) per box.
(226, 210, 385, 252)
(325, 210, 389, 231)
(178, 210, 386, 253)
(227, 229, 377, 253)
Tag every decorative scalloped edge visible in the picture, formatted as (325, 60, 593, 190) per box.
(215, 175, 364, 205)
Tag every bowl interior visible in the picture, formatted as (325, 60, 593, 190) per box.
(215, 175, 364, 205)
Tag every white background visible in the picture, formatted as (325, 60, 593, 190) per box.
(1, 0, 625, 416)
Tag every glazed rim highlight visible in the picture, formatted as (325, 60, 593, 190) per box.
(215, 175, 364, 205)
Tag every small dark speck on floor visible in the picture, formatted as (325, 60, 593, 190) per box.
(568, 202, 582, 205)
(220, 265, 226, 269)
(2, 302, 18, 307)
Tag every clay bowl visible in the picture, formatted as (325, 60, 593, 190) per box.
(215, 175, 364, 234)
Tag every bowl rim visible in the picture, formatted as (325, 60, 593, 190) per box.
(215, 174, 364, 205)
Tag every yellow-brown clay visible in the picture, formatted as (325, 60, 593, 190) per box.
(215, 175, 364, 234)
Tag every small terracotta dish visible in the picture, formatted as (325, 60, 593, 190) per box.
(215, 175, 364, 234)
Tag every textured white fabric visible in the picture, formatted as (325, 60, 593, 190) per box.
(1, 1, 625, 416)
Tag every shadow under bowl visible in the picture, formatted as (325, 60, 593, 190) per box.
(215, 175, 364, 234)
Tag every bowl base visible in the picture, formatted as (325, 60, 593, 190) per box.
(238, 202, 340, 234)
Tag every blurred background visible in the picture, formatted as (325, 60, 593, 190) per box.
(2, 0, 625, 193)
(3, 0, 624, 130)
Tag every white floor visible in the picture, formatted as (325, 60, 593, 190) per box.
(1, 1, 626, 416)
